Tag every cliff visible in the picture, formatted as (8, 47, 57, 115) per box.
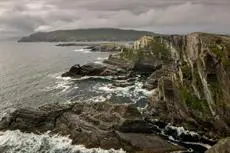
(18, 28, 156, 42)
(124, 33, 230, 139)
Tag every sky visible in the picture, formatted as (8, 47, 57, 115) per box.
(0, 0, 230, 39)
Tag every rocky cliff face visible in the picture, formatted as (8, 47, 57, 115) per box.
(131, 33, 230, 139)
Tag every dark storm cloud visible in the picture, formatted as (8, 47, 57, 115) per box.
(0, 0, 230, 38)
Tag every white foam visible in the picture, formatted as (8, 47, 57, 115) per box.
(134, 84, 156, 96)
(166, 125, 199, 137)
(97, 83, 134, 100)
(96, 57, 107, 61)
(87, 95, 108, 103)
(0, 130, 126, 153)
(96, 80, 154, 103)
(44, 80, 72, 92)
(183, 141, 212, 149)
(73, 49, 91, 53)
(44, 75, 75, 92)
(77, 76, 113, 81)
(94, 61, 103, 64)
(56, 75, 72, 81)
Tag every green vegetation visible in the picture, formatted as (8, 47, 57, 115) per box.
(209, 82, 223, 106)
(120, 48, 138, 62)
(148, 39, 171, 61)
(120, 37, 171, 64)
(179, 86, 210, 113)
(193, 67, 204, 93)
(209, 38, 230, 67)
(18, 28, 156, 42)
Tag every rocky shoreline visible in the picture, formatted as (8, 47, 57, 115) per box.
(0, 102, 184, 153)
(1, 33, 230, 152)
(57, 43, 125, 52)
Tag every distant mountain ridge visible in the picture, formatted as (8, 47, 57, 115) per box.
(18, 28, 156, 42)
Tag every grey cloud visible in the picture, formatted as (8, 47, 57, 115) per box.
(0, 0, 230, 38)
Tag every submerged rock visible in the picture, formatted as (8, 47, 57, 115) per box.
(0, 102, 183, 153)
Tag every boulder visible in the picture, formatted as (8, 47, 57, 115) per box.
(206, 138, 230, 153)
(62, 63, 107, 77)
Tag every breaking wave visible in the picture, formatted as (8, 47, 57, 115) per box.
(73, 49, 91, 53)
(95, 80, 155, 103)
(0, 130, 126, 153)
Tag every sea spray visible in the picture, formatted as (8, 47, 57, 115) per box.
(0, 130, 125, 153)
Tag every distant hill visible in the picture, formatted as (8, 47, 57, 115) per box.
(18, 28, 156, 42)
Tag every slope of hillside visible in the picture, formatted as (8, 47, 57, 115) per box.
(18, 28, 156, 42)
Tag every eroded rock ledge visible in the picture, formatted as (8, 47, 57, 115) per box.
(0, 102, 182, 153)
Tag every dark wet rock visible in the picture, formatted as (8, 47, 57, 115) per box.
(103, 55, 133, 70)
(143, 68, 168, 90)
(133, 58, 162, 74)
(0, 102, 183, 153)
(115, 131, 183, 153)
(0, 103, 74, 133)
(62, 52, 134, 78)
(119, 120, 154, 133)
(85, 44, 122, 52)
(56, 43, 122, 52)
(56, 43, 93, 47)
(62, 63, 108, 77)
(205, 138, 230, 153)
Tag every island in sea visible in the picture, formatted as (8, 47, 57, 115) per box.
(18, 28, 156, 42)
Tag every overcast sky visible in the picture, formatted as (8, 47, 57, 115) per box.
(0, 0, 230, 38)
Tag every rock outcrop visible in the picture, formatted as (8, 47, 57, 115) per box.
(57, 43, 124, 52)
(0, 102, 182, 153)
(205, 138, 230, 153)
(134, 36, 154, 50)
(84, 43, 123, 52)
(62, 63, 108, 77)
